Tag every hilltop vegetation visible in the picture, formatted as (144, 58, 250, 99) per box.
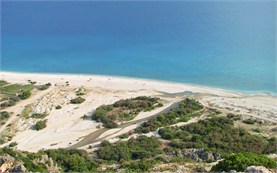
(92, 96, 163, 128)
(135, 98, 204, 133)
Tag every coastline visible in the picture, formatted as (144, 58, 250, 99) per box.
(1, 70, 275, 96)
(1, 71, 277, 152)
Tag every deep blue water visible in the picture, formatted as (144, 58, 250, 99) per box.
(1, 1, 276, 93)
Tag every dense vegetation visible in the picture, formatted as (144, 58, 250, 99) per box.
(0, 148, 97, 172)
(135, 98, 204, 133)
(0, 81, 33, 108)
(92, 96, 162, 128)
(70, 97, 86, 104)
(34, 120, 47, 130)
(44, 149, 97, 172)
(212, 152, 276, 171)
(158, 117, 276, 154)
(97, 136, 162, 162)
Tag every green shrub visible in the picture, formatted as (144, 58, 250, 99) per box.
(0, 100, 16, 108)
(55, 105, 62, 109)
(19, 90, 31, 99)
(243, 118, 256, 125)
(97, 136, 162, 162)
(31, 113, 48, 119)
(9, 142, 18, 147)
(34, 120, 47, 130)
(70, 97, 86, 104)
(0, 111, 9, 120)
(38, 85, 49, 90)
(158, 117, 275, 154)
(121, 159, 157, 172)
(212, 152, 276, 172)
(136, 98, 204, 133)
(22, 104, 33, 118)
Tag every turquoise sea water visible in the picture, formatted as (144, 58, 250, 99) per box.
(1, 1, 276, 93)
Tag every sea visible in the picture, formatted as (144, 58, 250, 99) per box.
(1, 1, 276, 94)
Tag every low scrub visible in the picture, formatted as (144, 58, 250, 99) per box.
(212, 152, 276, 172)
(34, 120, 47, 130)
(135, 98, 204, 133)
(92, 96, 162, 128)
(70, 97, 86, 104)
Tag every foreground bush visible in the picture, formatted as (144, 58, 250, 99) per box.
(212, 152, 276, 172)
(97, 136, 162, 162)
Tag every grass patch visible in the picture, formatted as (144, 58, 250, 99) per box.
(21, 104, 33, 118)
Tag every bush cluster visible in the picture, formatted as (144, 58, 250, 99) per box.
(135, 98, 204, 133)
(158, 117, 276, 154)
(212, 152, 276, 171)
(92, 96, 162, 128)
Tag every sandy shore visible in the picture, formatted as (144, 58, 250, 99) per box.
(0, 71, 276, 152)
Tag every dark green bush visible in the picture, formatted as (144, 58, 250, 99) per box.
(92, 96, 162, 128)
(34, 120, 47, 130)
(97, 136, 162, 162)
(158, 117, 275, 154)
(136, 98, 204, 133)
(19, 90, 31, 99)
(0, 111, 9, 120)
(55, 105, 62, 109)
(243, 118, 256, 125)
(31, 113, 48, 119)
(70, 97, 86, 104)
(212, 152, 276, 172)
(9, 142, 18, 147)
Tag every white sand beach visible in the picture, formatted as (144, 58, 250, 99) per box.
(0, 71, 276, 152)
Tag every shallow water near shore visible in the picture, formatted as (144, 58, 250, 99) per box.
(1, 1, 276, 93)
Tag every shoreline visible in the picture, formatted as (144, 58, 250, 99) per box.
(1, 70, 276, 152)
(1, 70, 275, 96)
